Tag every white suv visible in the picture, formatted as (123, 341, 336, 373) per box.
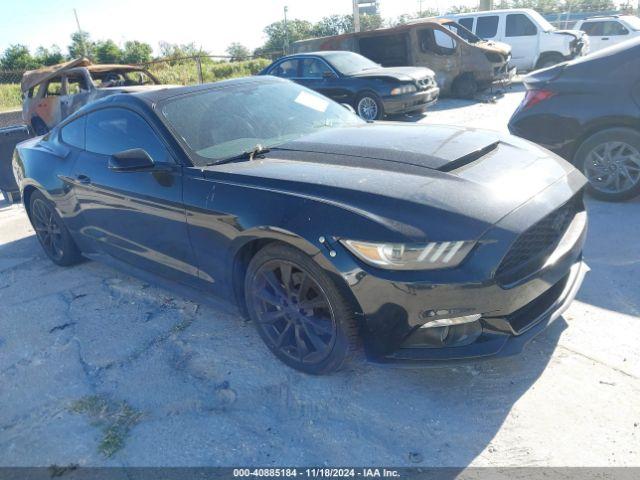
(575, 15, 640, 52)
(445, 9, 589, 71)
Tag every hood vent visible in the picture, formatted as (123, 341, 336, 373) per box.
(438, 141, 499, 173)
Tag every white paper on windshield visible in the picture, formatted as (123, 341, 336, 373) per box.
(295, 91, 329, 113)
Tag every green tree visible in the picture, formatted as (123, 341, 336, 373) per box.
(226, 42, 251, 61)
(311, 15, 353, 37)
(122, 40, 153, 64)
(94, 39, 123, 64)
(68, 31, 94, 59)
(360, 14, 384, 31)
(158, 41, 207, 59)
(34, 45, 64, 66)
(262, 19, 314, 54)
(0, 44, 38, 70)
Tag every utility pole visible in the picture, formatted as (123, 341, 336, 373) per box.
(73, 8, 87, 58)
(283, 6, 289, 55)
(479, 0, 493, 11)
(353, 0, 361, 33)
(418, 0, 423, 16)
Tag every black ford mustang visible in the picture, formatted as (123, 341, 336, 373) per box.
(13, 76, 588, 374)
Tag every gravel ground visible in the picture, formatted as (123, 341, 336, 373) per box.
(1, 84, 639, 468)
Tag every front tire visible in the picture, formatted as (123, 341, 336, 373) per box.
(452, 73, 478, 99)
(29, 190, 82, 266)
(355, 93, 384, 121)
(244, 243, 359, 374)
(574, 128, 640, 202)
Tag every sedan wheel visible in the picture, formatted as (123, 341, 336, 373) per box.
(576, 128, 640, 201)
(356, 94, 382, 121)
(245, 244, 359, 374)
(29, 191, 82, 266)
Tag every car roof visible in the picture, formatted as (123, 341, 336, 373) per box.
(110, 75, 286, 106)
(279, 51, 359, 60)
(446, 8, 536, 16)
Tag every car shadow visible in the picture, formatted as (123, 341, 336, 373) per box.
(0, 229, 570, 467)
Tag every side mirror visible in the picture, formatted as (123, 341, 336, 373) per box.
(109, 149, 155, 172)
(323, 71, 337, 79)
(341, 103, 356, 114)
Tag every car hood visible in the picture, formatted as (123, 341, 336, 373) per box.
(349, 66, 435, 82)
(553, 29, 585, 40)
(202, 124, 576, 240)
(476, 40, 512, 56)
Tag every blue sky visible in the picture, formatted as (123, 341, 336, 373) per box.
(1, 0, 478, 55)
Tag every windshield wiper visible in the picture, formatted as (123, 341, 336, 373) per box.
(210, 144, 271, 165)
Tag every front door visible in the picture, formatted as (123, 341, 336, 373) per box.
(296, 58, 347, 103)
(70, 106, 199, 285)
(504, 13, 539, 70)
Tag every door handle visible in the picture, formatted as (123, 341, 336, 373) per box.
(76, 174, 91, 184)
(602, 37, 609, 40)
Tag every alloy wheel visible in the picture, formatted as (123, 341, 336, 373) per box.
(249, 259, 337, 365)
(583, 141, 640, 194)
(357, 96, 379, 121)
(31, 198, 64, 261)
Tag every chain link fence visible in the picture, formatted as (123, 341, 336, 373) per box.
(0, 70, 24, 113)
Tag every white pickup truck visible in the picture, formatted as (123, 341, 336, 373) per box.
(445, 8, 590, 71)
(575, 15, 640, 52)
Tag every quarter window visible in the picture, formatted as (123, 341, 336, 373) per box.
(85, 108, 169, 162)
(269, 59, 299, 78)
(60, 116, 86, 149)
(506, 14, 537, 37)
(476, 16, 499, 38)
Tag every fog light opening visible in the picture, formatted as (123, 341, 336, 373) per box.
(420, 314, 482, 329)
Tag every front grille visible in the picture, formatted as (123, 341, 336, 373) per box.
(495, 194, 584, 284)
(416, 78, 433, 91)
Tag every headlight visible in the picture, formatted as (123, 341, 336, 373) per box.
(340, 240, 476, 270)
(390, 84, 417, 96)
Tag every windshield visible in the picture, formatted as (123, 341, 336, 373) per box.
(528, 10, 555, 32)
(623, 15, 640, 31)
(442, 20, 481, 43)
(161, 79, 364, 165)
(321, 51, 380, 75)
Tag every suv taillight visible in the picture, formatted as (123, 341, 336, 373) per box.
(521, 89, 556, 110)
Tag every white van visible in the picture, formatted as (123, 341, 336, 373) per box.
(444, 9, 589, 71)
(575, 15, 640, 52)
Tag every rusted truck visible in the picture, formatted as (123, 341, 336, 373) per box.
(0, 58, 166, 202)
(293, 18, 515, 98)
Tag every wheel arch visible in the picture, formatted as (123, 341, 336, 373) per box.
(571, 121, 640, 165)
(229, 230, 363, 321)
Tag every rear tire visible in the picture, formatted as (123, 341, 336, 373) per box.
(574, 128, 640, 202)
(452, 74, 478, 99)
(29, 190, 83, 266)
(244, 243, 359, 374)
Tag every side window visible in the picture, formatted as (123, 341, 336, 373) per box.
(476, 16, 499, 38)
(65, 75, 90, 95)
(85, 108, 169, 162)
(269, 59, 299, 78)
(300, 59, 333, 78)
(458, 18, 474, 31)
(60, 116, 86, 149)
(603, 21, 629, 36)
(44, 78, 63, 97)
(581, 21, 604, 36)
(420, 28, 457, 56)
(506, 14, 537, 37)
